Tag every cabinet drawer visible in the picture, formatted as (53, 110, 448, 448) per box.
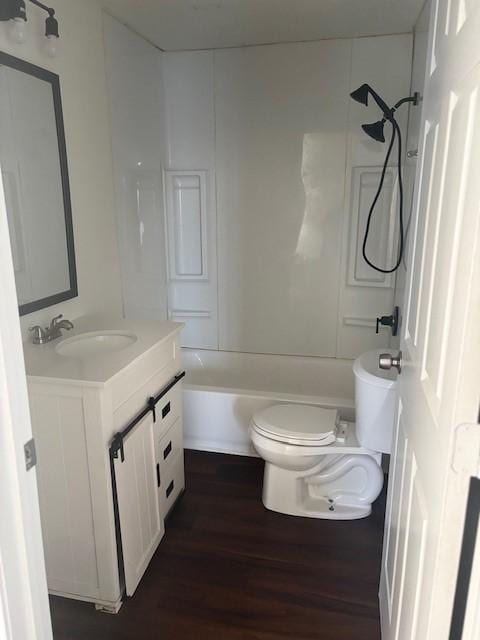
(159, 458, 185, 520)
(157, 419, 184, 519)
(112, 368, 182, 436)
(109, 336, 180, 412)
(158, 417, 183, 474)
(155, 383, 182, 440)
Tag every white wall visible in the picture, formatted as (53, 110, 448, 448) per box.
(0, 0, 122, 338)
(103, 15, 168, 322)
(162, 34, 412, 358)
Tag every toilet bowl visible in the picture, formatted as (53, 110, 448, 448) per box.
(249, 349, 397, 520)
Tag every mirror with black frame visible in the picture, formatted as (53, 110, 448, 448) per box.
(0, 51, 77, 316)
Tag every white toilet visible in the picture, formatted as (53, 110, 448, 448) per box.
(249, 349, 397, 520)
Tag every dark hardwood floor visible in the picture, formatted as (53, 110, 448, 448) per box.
(50, 450, 386, 640)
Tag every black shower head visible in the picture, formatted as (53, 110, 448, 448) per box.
(362, 119, 386, 143)
(350, 83, 392, 119)
(350, 83, 370, 106)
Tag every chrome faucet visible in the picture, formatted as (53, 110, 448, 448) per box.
(29, 314, 74, 345)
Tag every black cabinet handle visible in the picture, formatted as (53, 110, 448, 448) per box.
(162, 402, 171, 419)
(163, 441, 172, 460)
(156, 463, 160, 488)
(166, 480, 174, 498)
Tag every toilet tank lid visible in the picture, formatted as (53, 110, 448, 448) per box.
(252, 404, 338, 441)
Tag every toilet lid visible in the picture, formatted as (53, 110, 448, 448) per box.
(251, 404, 338, 443)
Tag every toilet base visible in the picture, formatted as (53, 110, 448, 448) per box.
(262, 454, 383, 520)
(263, 493, 372, 520)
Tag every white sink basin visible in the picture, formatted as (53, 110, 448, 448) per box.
(55, 331, 138, 358)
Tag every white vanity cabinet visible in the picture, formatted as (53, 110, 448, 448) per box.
(25, 317, 184, 613)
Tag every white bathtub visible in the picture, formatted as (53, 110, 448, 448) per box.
(182, 349, 356, 456)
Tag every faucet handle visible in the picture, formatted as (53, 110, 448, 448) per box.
(29, 325, 47, 344)
(29, 324, 43, 333)
(50, 314, 63, 328)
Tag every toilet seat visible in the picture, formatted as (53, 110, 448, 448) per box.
(252, 423, 337, 447)
(251, 404, 338, 447)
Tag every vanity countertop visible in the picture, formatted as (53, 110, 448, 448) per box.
(23, 315, 183, 386)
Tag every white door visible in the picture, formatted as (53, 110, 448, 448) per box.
(114, 413, 164, 596)
(379, 0, 480, 638)
(0, 173, 52, 638)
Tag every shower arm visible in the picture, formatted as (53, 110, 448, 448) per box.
(370, 91, 421, 122)
(392, 92, 421, 113)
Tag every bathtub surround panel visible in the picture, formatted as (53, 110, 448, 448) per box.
(337, 35, 413, 358)
(160, 35, 412, 358)
(103, 25, 412, 358)
(103, 16, 168, 322)
(0, 0, 123, 337)
(163, 51, 219, 350)
(215, 41, 350, 356)
(392, 2, 431, 344)
(347, 167, 397, 289)
(165, 171, 208, 281)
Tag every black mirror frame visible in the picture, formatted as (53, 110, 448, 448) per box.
(0, 51, 77, 316)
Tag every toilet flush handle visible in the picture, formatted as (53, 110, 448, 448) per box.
(379, 351, 402, 374)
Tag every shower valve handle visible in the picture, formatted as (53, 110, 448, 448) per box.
(376, 306, 399, 336)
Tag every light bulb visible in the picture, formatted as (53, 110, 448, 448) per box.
(8, 17, 27, 44)
(44, 34, 58, 58)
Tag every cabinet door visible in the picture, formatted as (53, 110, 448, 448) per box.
(114, 413, 164, 596)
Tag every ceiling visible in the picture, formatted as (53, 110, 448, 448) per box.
(101, 0, 426, 52)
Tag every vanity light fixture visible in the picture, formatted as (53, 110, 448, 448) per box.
(3, 0, 27, 43)
(0, 0, 26, 22)
(1, 0, 59, 56)
(8, 15, 27, 43)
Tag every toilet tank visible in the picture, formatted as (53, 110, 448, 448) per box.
(353, 349, 398, 454)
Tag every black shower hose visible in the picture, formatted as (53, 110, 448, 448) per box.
(362, 117, 404, 273)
